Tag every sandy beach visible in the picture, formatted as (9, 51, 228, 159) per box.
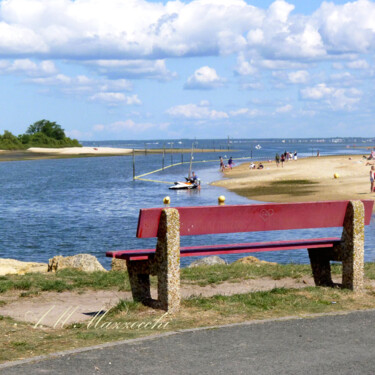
(27, 147, 133, 155)
(212, 154, 375, 209)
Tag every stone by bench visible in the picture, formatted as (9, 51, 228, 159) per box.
(106, 200, 374, 313)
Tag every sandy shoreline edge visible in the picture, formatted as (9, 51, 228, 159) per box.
(212, 154, 375, 210)
(27, 147, 133, 155)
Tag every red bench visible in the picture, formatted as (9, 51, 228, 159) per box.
(107, 200, 374, 313)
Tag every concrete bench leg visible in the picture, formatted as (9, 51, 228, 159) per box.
(308, 200, 365, 291)
(308, 248, 334, 287)
(340, 200, 365, 291)
(126, 260, 152, 303)
(154, 208, 181, 314)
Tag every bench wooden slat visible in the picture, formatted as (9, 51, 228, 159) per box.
(106, 237, 341, 261)
(136, 200, 374, 238)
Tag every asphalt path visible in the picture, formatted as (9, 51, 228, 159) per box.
(2, 310, 375, 375)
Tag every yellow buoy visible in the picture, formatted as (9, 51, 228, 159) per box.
(218, 195, 225, 205)
(334, 173, 339, 179)
(163, 196, 171, 205)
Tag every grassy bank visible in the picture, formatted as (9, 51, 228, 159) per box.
(2, 263, 375, 363)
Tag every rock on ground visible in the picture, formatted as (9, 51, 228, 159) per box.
(111, 258, 127, 271)
(0, 258, 48, 276)
(234, 256, 277, 265)
(188, 256, 227, 268)
(48, 254, 106, 272)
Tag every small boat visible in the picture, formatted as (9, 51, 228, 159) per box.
(169, 143, 201, 190)
(169, 178, 200, 190)
(255, 144, 262, 150)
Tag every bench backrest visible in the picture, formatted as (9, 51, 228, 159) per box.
(136, 200, 374, 238)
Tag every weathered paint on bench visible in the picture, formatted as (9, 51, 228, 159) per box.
(107, 200, 374, 313)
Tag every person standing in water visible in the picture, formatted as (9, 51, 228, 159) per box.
(219, 156, 225, 171)
(370, 166, 375, 193)
(228, 157, 234, 169)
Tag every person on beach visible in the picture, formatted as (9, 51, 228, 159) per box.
(294, 151, 297, 161)
(275, 153, 280, 167)
(219, 157, 225, 171)
(280, 153, 285, 167)
(370, 166, 375, 193)
(249, 162, 256, 169)
(228, 157, 234, 169)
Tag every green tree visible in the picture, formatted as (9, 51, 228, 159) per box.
(26, 120, 66, 140)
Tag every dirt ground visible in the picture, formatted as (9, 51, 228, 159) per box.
(0, 275, 333, 327)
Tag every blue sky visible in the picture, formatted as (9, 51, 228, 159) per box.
(0, 0, 374, 140)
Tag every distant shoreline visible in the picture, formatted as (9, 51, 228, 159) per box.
(0, 147, 220, 162)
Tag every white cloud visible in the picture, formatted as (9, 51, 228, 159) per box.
(288, 70, 309, 84)
(86, 59, 176, 81)
(276, 104, 293, 113)
(90, 93, 141, 106)
(0, 0, 374, 62)
(30, 73, 72, 85)
(0, 59, 57, 76)
(230, 108, 250, 116)
(330, 71, 352, 80)
(234, 54, 257, 76)
(313, 1, 375, 54)
(230, 108, 260, 117)
(166, 101, 228, 120)
(346, 59, 369, 69)
(300, 83, 362, 110)
(300, 83, 333, 100)
(93, 120, 155, 133)
(184, 66, 225, 90)
(28, 71, 134, 101)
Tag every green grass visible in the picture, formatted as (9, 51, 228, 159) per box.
(181, 262, 342, 286)
(2, 263, 375, 294)
(183, 287, 347, 316)
(0, 269, 131, 294)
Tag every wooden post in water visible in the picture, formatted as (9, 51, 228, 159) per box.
(181, 152, 183, 164)
(170, 142, 173, 165)
(144, 143, 147, 155)
(132, 149, 135, 180)
(162, 145, 165, 170)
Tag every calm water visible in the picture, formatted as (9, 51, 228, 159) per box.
(0, 138, 374, 269)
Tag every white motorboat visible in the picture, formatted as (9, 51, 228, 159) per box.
(169, 143, 201, 190)
(169, 178, 200, 190)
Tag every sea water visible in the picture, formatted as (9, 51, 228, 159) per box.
(0, 138, 374, 269)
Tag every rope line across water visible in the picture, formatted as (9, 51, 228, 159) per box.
(133, 156, 254, 184)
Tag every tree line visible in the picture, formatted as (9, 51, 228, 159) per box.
(0, 120, 81, 150)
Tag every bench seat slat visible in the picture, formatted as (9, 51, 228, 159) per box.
(106, 237, 341, 261)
